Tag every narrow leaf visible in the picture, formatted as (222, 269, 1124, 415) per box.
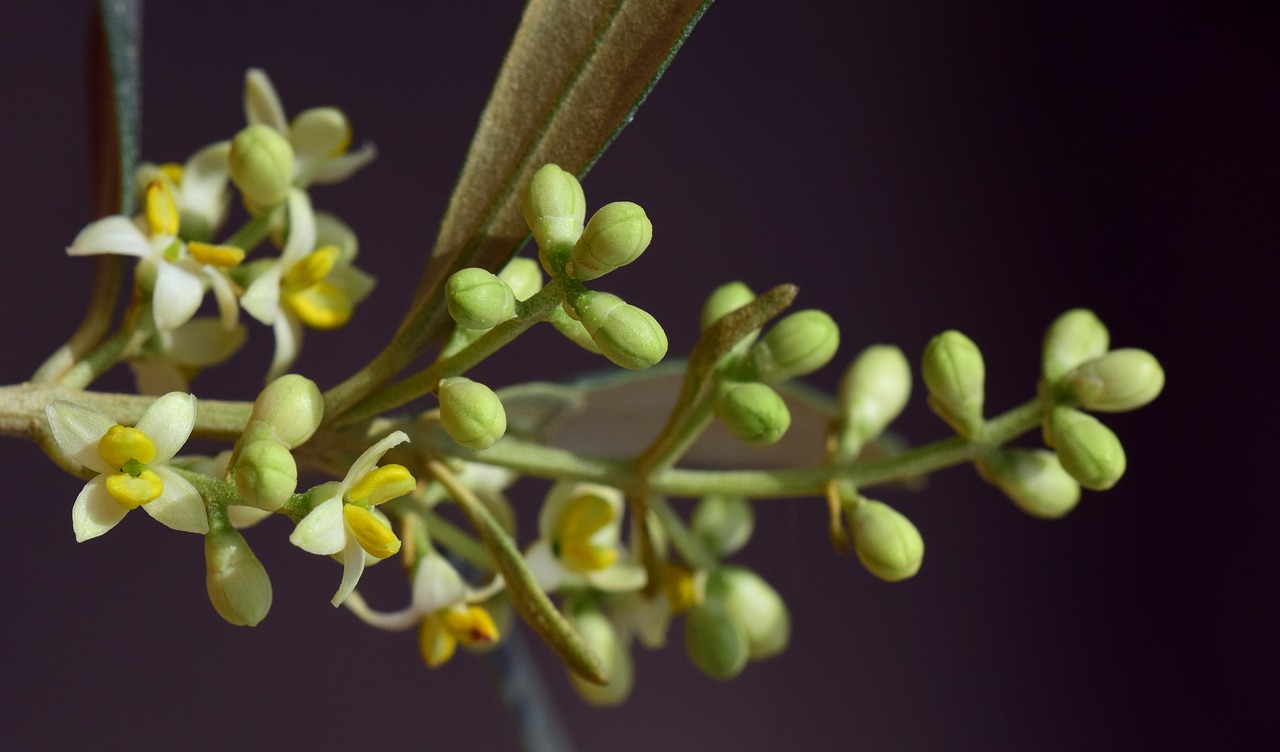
(90, 0, 142, 217)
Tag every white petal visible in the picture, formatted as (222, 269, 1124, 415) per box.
(240, 265, 283, 325)
(203, 268, 241, 330)
(342, 590, 420, 632)
(72, 476, 129, 542)
(244, 69, 287, 132)
(411, 553, 469, 613)
(266, 313, 303, 383)
(67, 216, 151, 258)
(134, 391, 196, 462)
(523, 540, 568, 593)
(129, 360, 189, 396)
(309, 142, 377, 185)
(45, 401, 115, 474)
(332, 532, 367, 606)
(143, 466, 208, 534)
(538, 481, 625, 542)
(289, 107, 350, 158)
(178, 142, 231, 234)
(336, 430, 410, 498)
(456, 463, 518, 493)
(280, 189, 316, 266)
(227, 505, 273, 529)
(166, 318, 246, 367)
(288, 495, 345, 555)
(152, 261, 205, 331)
(585, 562, 647, 592)
(327, 264, 376, 306)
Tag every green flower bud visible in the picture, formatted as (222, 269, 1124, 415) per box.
(976, 448, 1081, 519)
(921, 330, 985, 439)
(251, 374, 324, 448)
(205, 521, 273, 626)
(229, 124, 294, 210)
(1045, 406, 1126, 491)
(522, 164, 586, 270)
(684, 597, 749, 681)
(566, 606, 633, 706)
(568, 201, 653, 280)
(446, 268, 516, 330)
(498, 256, 544, 302)
(715, 382, 792, 445)
(1057, 348, 1165, 413)
(549, 304, 602, 354)
(235, 438, 298, 512)
(741, 309, 840, 383)
(700, 281, 756, 331)
(838, 344, 912, 445)
(844, 499, 924, 582)
(1042, 308, 1110, 384)
(717, 567, 790, 661)
(439, 377, 508, 450)
(691, 494, 755, 558)
(572, 291, 668, 370)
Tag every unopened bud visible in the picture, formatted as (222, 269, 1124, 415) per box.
(1057, 348, 1165, 413)
(235, 438, 298, 512)
(229, 124, 294, 210)
(1045, 406, 1126, 491)
(498, 257, 544, 302)
(700, 281, 756, 331)
(205, 521, 273, 626)
(572, 291, 668, 370)
(568, 201, 652, 280)
(691, 495, 755, 557)
(976, 448, 1081, 519)
(717, 567, 790, 661)
(251, 374, 323, 448)
(715, 382, 791, 446)
(741, 309, 839, 383)
(567, 605, 634, 706)
(838, 344, 912, 445)
(446, 268, 516, 330)
(523, 164, 586, 271)
(549, 305, 602, 354)
(1042, 308, 1110, 384)
(439, 377, 508, 450)
(845, 499, 924, 582)
(684, 595, 749, 681)
(921, 330, 985, 439)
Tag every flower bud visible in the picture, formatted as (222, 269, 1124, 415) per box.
(975, 448, 1081, 519)
(251, 374, 324, 448)
(438, 377, 508, 450)
(205, 522, 273, 626)
(700, 281, 756, 331)
(572, 291, 668, 370)
(522, 164, 586, 269)
(446, 268, 516, 330)
(1045, 406, 1126, 491)
(715, 382, 791, 446)
(921, 330, 985, 439)
(691, 494, 755, 557)
(1057, 348, 1165, 413)
(498, 256, 544, 302)
(566, 605, 634, 706)
(717, 567, 790, 660)
(1042, 308, 1110, 384)
(568, 201, 652, 280)
(838, 344, 912, 445)
(229, 124, 294, 210)
(235, 438, 298, 512)
(549, 305, 602, 354)
(741, 309, 839, 383)
(844, 499, 924, 582)
(684, 597, 749, 681)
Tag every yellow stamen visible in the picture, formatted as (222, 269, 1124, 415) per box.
(418, 614, 458, 668)
(282, 245, 340, 293)
(560, 540, 618, 571)
(158, 163, 184, 185)
(105, 469, 164, 510)
(98, 425, 156, 469)
(342, 504, 401, 559)
(144, 179, 180, 236)
(188, 242, 245, 268)
(284, 282, 355, 330)
(347, 464, 416, 507)
(442, 605, 500, 645)
(554, 492, 618, 571)
(659, 562, 696, 614)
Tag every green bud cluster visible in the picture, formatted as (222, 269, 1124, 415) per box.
(844, 498, 924, 582)
(235, 375, 323, 511)
(685, 567, 790, 680)
(438, 376, 508, 450)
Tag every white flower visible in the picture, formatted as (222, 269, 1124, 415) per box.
(239, 189, 375, 380)
(46, 392, 207, 541)
(288, 431, 416, 606)
(524, 481, 646, 593)
(244, 68, 376, 188)
(128, 317, 247, 395)
(136, 141, 232, 243)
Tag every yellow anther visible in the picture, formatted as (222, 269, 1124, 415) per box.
(285, 282, 355, 330)
(98, 425, 156, 469)
(144, 179, 180, 236)
(188, 242, 246, 268)
(342, 503, 401, 559)
(560, 540, 618, 571)
(105, 469, 164, 510)
(418, 614, 458, 668)
(346, 464, 416, 507)
(658, 562, 696, 614)
(282, 245, 340, 292)
(158, 163, 185, 185)
(557, 493, 614, 542)
(442, 604, 500, 645)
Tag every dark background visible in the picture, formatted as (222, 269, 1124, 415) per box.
(1, 2, 1273, 750)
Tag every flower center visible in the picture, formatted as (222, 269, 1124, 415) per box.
(342, 503, 401, 559)
(282, 245, 355, 330)
(347, 464, 416, 506)
(188, 242, 246, 268)
(98, 425, 164, 509)
(553, 492, 618, 571)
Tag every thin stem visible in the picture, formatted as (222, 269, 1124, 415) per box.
(59, 294, 149, 389)
(224, 211, 274, 252)
(33, 256, 124, 384)
(650, 496, 716, 571)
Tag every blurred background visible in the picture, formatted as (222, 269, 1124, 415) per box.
(1, 1, 1273, 749)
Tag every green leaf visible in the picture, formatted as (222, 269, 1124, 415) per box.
(90, 0, 142, 216)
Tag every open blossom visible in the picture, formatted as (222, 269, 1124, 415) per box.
(135, 141, 232, 243)
(46, 392, 207, 541)
(524, 481, 646, 593)
(288, 431, 416, 606)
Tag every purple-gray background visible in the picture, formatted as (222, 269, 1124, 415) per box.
(1, 2, 1272, 750)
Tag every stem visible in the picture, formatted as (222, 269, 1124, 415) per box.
(33, 256, 124, 384)
(650, 496, 716, 571)
(224, 212, 274, 252)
